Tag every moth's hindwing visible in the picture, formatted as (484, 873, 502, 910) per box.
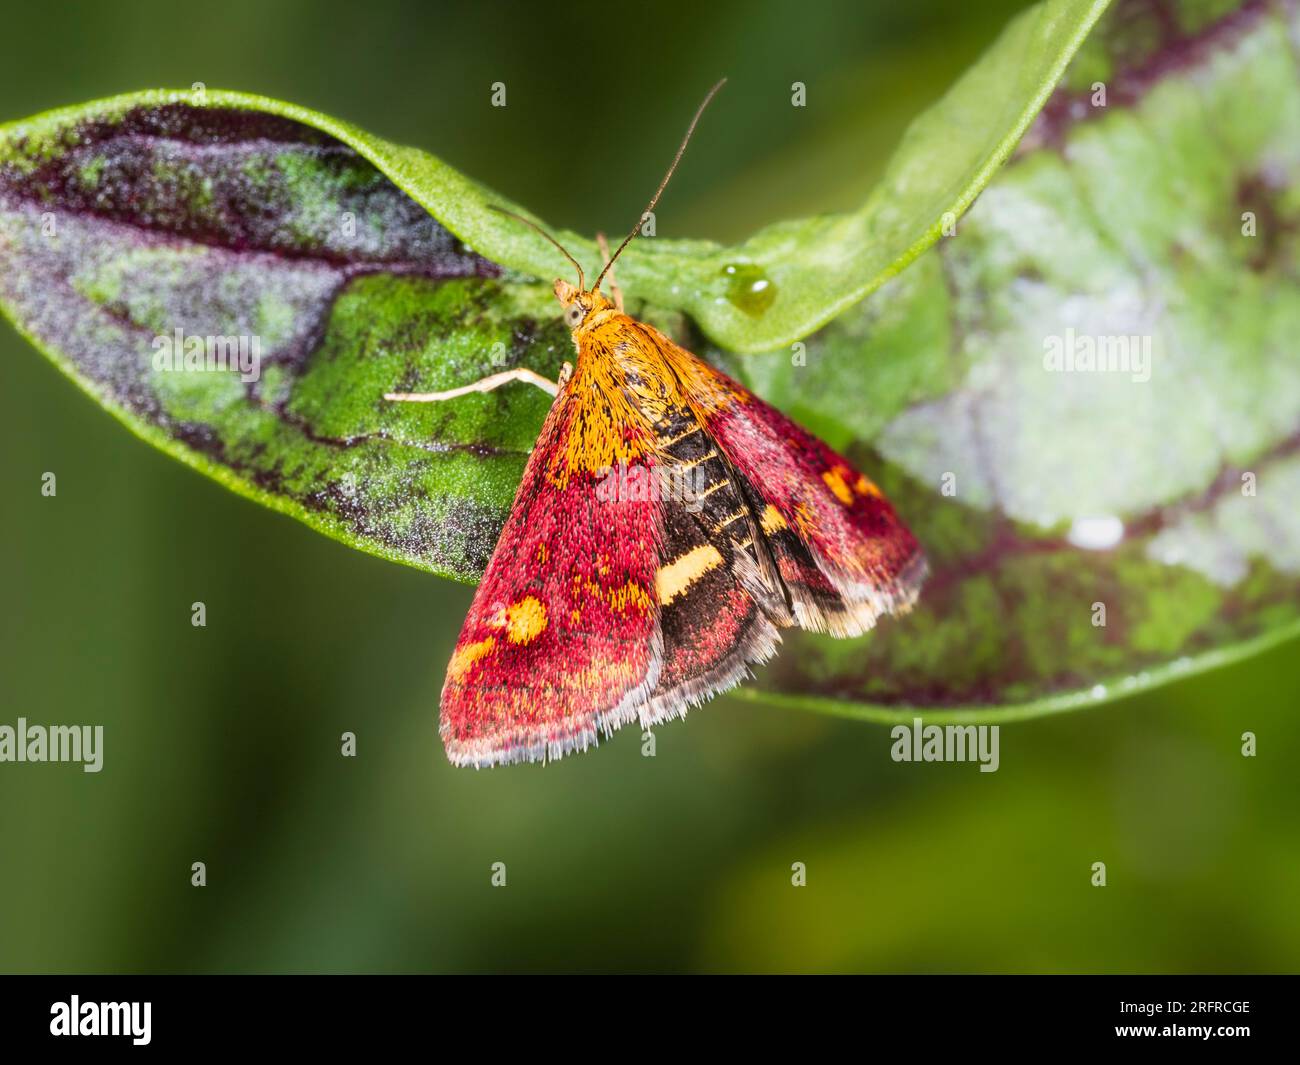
(638, 320, 927, 640)
(638, 400, 785, 725)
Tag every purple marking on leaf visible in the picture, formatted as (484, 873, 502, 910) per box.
(0, 102, 509, 428)
(0, 99, 562, 583)
(0, 104, 499, 277)
(0, 196, 345, 418)
(1019, 0, 1271, 154)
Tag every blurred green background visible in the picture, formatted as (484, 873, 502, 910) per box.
(2, 0, 1298, 973)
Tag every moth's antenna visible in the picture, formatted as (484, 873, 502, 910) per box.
(488, 205, 585, 291)
(593, 77, 727, 294)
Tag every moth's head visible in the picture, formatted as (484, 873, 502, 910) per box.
(554, 279, 614, 331)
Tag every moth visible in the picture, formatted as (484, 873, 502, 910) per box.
(387, 81, 925, 767)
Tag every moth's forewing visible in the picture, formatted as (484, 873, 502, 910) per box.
(438, 373, 662, 768)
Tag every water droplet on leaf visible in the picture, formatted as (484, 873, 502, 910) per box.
(723, 262, 776, 317)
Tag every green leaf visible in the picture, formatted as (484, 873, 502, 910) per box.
(8, 0, 1295, 720)
(622, 0, 1111, 352)
(729, 0, 1300, 719)
(0, 99, 570, 580)
(0, 0, 1105, 583)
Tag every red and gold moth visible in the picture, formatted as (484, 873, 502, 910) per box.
(387, 81, 925, 766)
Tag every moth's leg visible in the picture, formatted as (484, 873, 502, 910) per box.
(596, 231, 625, 313)
(557, 361, 574, 389)
(385, 367, 558, 402)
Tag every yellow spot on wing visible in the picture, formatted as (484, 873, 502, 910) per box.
(610, 580, 652, 614)
(656, 544, 724, 605)
(505, 596, 548, 645)
(822, 467, 855, 505)
(447, 636, 495, 681)
(854, 474, 881, 498)
(571, 573, 651, 615)
(678, 448, 718, 470)
(660, 425, 702, 447)
(793, 501, 817, 537)
(760, 504, 787, 533)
